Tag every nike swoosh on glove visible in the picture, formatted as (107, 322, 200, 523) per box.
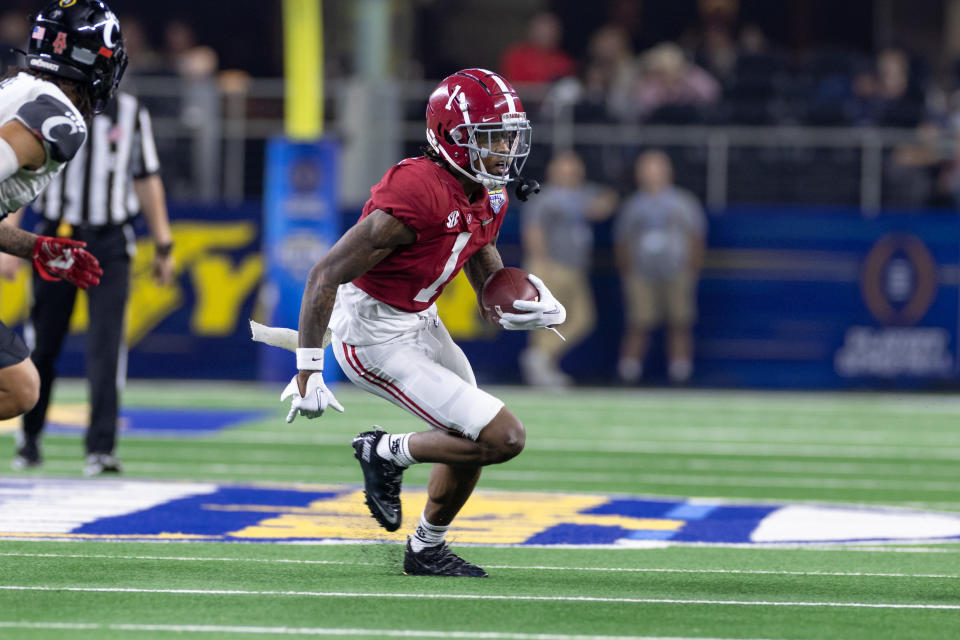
(281, 371, 345, 423)
(498, 273, 567, 330)
(33, 236, 103, 289)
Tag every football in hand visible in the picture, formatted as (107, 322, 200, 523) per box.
(481, 267, 539, 324)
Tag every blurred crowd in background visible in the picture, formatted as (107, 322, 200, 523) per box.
(2, 0, 960, 387)
(3, 0, 960, 209)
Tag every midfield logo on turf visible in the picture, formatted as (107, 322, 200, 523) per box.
(3, 478, 960, 546)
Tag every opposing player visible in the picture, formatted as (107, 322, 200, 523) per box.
(283, 69, 564, 577)
(1, 1, 124, 451)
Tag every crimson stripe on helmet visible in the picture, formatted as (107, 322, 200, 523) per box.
(485, 72, 517, 114)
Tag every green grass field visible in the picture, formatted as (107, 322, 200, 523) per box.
(1, 381, 959, 639)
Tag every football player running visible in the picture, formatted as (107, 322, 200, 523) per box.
(284, 69, 565, 577)
(2, 1, 124, 456)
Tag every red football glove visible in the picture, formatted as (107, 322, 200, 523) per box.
(32, 236, 103, 289)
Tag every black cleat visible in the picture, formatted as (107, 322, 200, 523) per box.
(351, 428, 404, 531)
(403, 538, 488, 577)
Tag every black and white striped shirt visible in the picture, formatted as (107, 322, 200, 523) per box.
(32, 91, 161, 226)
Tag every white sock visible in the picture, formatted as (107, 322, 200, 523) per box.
(376, 432, 417, 468)
(409, 513, 448, 552)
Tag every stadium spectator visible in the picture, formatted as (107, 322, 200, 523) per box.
(499, 11, 575, 85)
(927, 126, 960, 209)
(683, 0, 742, 86)
(884, 120, 947, 208)
(849, 47, 926, 127)
(615, 150, 707, 384)
(634, 42, 721, 122)
(577, 24, 640, 123)
(1, 1, 123, 460)
(154, 19, 220, 200)
(739, 23, 769, 56)
(0, 10, 28, 74)
(519, 150, 617, 387)
(2, 91, 173, 476)
(116, 16, 165, 79)
(694, 21, 738, 86)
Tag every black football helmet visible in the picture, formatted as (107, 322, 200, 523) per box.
(26, 0, 128, 113)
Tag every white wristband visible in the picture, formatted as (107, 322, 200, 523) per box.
(0, 138, 19, 183)
(296, 347, 324, 370)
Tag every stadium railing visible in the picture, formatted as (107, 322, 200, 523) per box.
(128, 76, 940, 214)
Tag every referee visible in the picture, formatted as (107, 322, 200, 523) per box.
(3, 90, 174, 476)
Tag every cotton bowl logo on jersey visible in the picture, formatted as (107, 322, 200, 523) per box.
(488, 188, 506, 214)
(4, 478, 960, 546)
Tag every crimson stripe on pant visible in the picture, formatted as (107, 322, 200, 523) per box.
(340, 342, 450, 431)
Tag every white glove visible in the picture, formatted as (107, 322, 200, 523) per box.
(499, 273, 567, 331)
(281, 371, 344, 423)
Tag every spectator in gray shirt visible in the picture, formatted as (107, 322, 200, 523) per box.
(615, 150, 706, 383)
(521, 150, 617, 386)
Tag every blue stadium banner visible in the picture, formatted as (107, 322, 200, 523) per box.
(693, 208, 960, 389)
(260, 137, 341, 382)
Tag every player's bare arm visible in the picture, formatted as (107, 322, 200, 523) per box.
(0, 120, 46, 173)
(0, 218, 39, 259)
(296, 210, 415, 391)
(463, 241, 504, 306)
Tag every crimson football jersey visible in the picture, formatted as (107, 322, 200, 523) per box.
(353, 157, 508, 312)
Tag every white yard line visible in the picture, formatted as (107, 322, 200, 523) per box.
(1, 585, 958, 610)
(20, 461, 960, 491)
(488, 471, 960, 492)
(1, 552, 958, 579)
(34, 461, 325, 476)
(31, 446, 960, 480)
(0, 622, 778, 640)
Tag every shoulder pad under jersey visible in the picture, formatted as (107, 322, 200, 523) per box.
(15, 94, 87, 164)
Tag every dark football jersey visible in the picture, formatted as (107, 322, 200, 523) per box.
(353, 157, 509, 312)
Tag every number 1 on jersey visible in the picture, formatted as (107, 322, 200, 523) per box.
(413, 232, 472, 303)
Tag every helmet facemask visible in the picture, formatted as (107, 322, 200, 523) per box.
(441, 114, 531, 188)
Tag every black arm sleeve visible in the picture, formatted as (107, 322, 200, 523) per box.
(14, 94, 87, 163)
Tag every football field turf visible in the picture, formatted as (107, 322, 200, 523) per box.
(1, 381, 959, 639)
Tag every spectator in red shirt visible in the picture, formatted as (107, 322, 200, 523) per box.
(499, 12, 575, 84)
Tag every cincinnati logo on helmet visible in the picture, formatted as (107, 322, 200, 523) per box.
(101, 13, 120, 49)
